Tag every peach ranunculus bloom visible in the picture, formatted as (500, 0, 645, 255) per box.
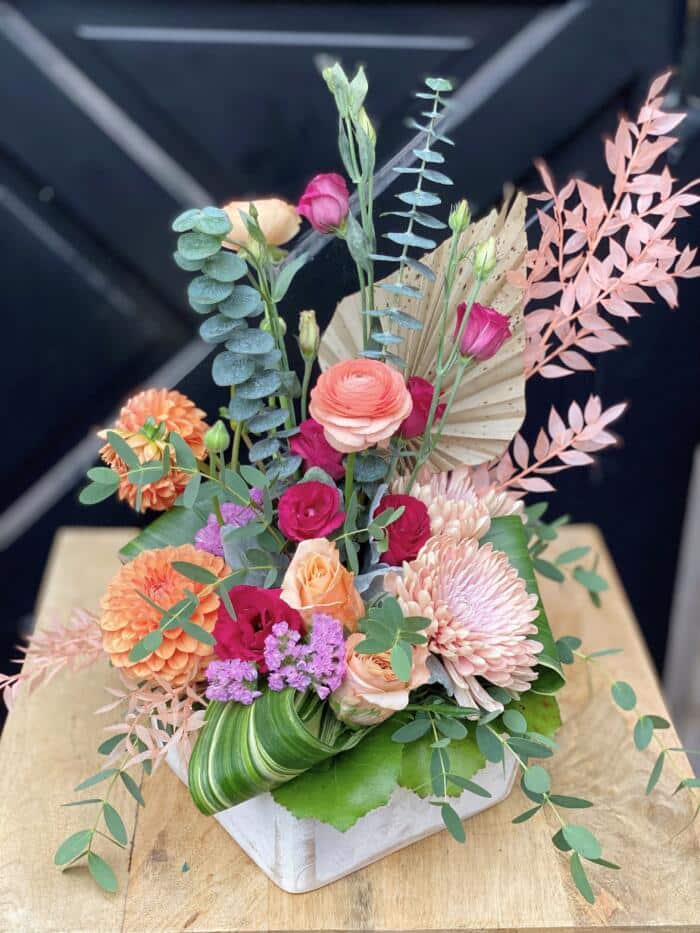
(309, 359, 413, 453)
(330, 633, 431, 726)
(280, 538, 364, 630)
(221, 197, 300, 251)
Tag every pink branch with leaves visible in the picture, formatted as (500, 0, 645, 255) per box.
(481, 72, 699, 497)
(0, 609, 104, 710)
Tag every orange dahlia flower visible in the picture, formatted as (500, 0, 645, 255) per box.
(100, 544, 228, 686)
(100, 388, 208, 512)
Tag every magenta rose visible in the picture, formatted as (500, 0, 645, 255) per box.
(454, 301, 511, 361)
(297, 173, 349, 232)
(375, 493, 431, 566)
(290, 418, 345, 480)
(213, 585, 303, 673)
(278, 481, 346, 542)
(399, 376, 446, 439)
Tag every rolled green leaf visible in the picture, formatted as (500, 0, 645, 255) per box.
(188, 688, 368, 815)
(481, 515, 565, 695)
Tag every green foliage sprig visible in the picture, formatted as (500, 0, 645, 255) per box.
(355, 595, 430, 681)
(54, 741, 147, 893)
(322, 62, 377, 350)
(558, 639, 700, 833)
(173, 203, 305, 480)
(524, 503, 609, 605)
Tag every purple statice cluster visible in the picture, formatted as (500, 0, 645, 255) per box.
(263, 614, 346, 700)
(205, 658, 262, 705)
(194, 489, 264, 558)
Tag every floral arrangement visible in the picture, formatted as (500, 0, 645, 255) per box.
(4, 67, 699, 903)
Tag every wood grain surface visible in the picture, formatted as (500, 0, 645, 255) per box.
(0, 525, 697, 932)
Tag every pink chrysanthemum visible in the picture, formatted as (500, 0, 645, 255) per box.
(385, 536, 541, 710)
(394, 466, 522, 542)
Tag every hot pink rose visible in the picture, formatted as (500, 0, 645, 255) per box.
(289, 418, 345, 480)
(278, 481, 345, 542)
(454, 302, 511, 361)
(399, 376, 446, 439)
(297, 173, 349, 232)
(329, 633, 431, 726)
(213, 585, 303, 673)
(375, 493, 431, 566)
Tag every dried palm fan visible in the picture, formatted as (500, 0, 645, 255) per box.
(318, 191, 528, 471)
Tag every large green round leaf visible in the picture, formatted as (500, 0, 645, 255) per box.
(273, 721, 402, 831)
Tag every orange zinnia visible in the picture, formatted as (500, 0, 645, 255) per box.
(100, 388, 209, 512)
(100, 544, 228, 686)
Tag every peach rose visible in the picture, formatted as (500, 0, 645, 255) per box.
(330, 633, 431, 726)
(309, 359, 413, 453)
(280, 538, 364, 629)
(221, 197, 300, 251)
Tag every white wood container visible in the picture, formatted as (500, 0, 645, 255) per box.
(166, 747, 517, 893)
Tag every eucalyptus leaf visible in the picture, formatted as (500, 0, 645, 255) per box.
(103, 803, 128, 845)
(219, 286, 263, 319)
(172, 208, 202, 232)
(248, 437, 281, 461)
(226, 329, 275, 355)
(212, 352, 255, 387)
(54, 829, 93, 866)
(199, 314, 245, 344)
(177, 231, 222, 261)
(246, 408, 290, 434)
(193, 206, 232, 237)
(188, 276, 234, 306)
(202, 251, 246, 282)
(79, 482, 117, 505)
(237, 371, 283, 400)
(88, 851, 118, 893)
(173, 250, 204, 271)
(611, 680, 637, 711)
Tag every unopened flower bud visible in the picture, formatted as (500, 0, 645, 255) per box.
(448, 199, 471, 235)
(261, 317, 287, 337)
(473, 236, 497, 280)
(356, 107, 376, 143)
(204, 420, 230, 453)
(298, 309, 320, 360)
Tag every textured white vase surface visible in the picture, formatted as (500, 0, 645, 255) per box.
(166, 745, 517, 893)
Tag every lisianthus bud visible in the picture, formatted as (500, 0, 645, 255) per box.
(357, 107, 376, 143)
(454, 302, 511, 361)
(298, 309, 320, 360)
(473, 236, 497, 280)
(297, 173, 350, 233)
(448, 199, 471, 234)
(261, 317, 287, 337)
(204, 420, 230, 453)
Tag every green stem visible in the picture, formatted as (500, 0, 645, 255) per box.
(344, 451, 356, 506)
(301, 357, 314, 421)
(230, 422, 242, 472)
(212, 495, 225, 527)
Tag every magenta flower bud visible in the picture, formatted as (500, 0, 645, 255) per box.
(297, 173, 350, 233)
(454, 301, 511, 361)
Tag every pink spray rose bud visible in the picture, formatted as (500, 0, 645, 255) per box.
(454, 301, 511, 361)
(399, 376, 446, 439)
(297, 173, 350, 232)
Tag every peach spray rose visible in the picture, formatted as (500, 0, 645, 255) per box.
(329, 633, 430, 726)
(280, 538, 364, 629)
